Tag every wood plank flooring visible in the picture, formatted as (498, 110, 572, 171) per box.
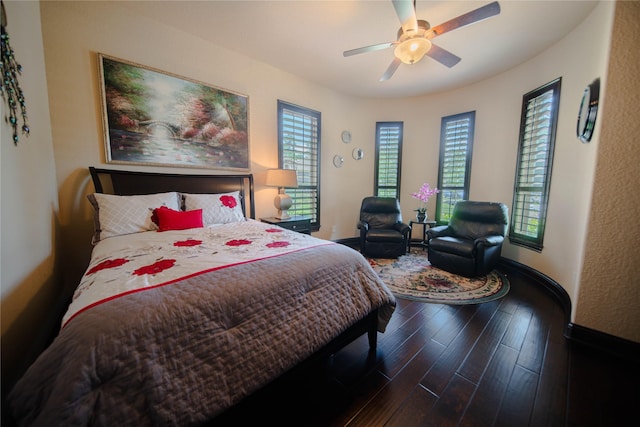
(209, 263, 639, 426)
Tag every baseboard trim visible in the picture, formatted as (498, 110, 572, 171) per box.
(497, 257, 572, 325)
(566, 322, 640, 363)
(488, 258, 639, 363)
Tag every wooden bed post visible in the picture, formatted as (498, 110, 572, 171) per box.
(367, 310, 378, 352)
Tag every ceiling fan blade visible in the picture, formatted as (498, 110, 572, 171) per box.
(427, 1, 501, 39)
(392, 0, 418, 34)
(380, 57, 402, 82)
(426, 44, 461, 68)
(343, 42, 395, 57)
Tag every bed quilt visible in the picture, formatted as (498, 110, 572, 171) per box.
(9, 219, 395, 426)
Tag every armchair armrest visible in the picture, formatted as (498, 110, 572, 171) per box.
(357, 220, 369, 232)
(475, 235, 504, 247)
(357, 220, 369, 253)
(426, 225, 451, 239)
(393, 222, 411, 236)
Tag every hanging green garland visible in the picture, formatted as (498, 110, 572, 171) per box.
(1, 0, 30, 144)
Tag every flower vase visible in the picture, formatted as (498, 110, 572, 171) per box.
(416, 211, 426, 223)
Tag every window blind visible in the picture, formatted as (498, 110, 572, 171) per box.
(510, 78, 561, 250)
(375, 122, 403, 198)
(278, 101, 321, 227)
(437, 111, 475, 222)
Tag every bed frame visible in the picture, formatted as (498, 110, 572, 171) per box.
(89, 167, 256, 219)
(88, 167, 378, 378)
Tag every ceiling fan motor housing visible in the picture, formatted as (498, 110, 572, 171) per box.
(396, 19, 431, 39)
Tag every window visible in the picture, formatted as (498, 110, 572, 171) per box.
(277, 100, 321, 231)
(435, 111, 475, 223)
(374, 122, 403, 198)
(510, 78, 561, 251)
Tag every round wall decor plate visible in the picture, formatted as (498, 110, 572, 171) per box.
(341, 130, 352, 143)
(333, 154, 344, 168)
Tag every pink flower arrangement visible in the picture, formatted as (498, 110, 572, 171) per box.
(411, 183, 439, 213)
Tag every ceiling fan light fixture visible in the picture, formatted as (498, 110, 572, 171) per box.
(394, 37, 431, 65)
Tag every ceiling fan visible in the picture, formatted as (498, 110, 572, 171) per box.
(343, 0, 501, 81)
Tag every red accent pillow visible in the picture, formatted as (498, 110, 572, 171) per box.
(153, 206, 203, 232)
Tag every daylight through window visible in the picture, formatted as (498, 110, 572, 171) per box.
(509, 78, 561, 250)
(277, 100, 321, 230)
(375, 122, 403, 199)
(436, 111, 475, 223)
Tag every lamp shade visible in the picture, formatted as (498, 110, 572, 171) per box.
(265, 169, 298, 188)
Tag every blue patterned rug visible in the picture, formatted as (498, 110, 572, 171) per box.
(369, 251, 509, 305)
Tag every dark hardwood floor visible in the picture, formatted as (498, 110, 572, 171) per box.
(210, 262, 639, 426)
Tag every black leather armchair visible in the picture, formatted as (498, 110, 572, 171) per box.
(358, 197, 411, 258)
(427, 201, 508, 277)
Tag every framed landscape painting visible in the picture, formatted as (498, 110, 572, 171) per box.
(98, 54, 249, 170)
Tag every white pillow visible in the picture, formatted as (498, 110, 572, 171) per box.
(88, 192, 181, 242)
(183, 191, 245, 225)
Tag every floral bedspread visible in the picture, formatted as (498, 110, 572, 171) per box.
(10, 219, 396, 426)
(63, 219, 332, 327)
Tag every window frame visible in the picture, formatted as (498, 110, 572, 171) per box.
(374, 121, 403, 199)
(277, 100, 321, 231)
(509, 78, 562, 251)
(435, 111, 475, 224)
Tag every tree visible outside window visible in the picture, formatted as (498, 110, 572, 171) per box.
(375, 122, 403, 198)
(509, 78, 561, 251)
(436, 111, 475, 223)
(277, 100, 321, 230)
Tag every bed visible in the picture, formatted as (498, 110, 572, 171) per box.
(8, 167, 396, 426)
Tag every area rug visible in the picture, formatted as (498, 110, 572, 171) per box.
(368, 251, 509, 305)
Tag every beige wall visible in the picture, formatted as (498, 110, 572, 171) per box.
(0, 0, 60, 391)
(38, 1, 633, 335)
(1, 1, 637, 396)
(39, 0, 374, 291)
(577, 1, 640, 342)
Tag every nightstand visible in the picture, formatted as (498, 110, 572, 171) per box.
(260, 216, 312, 235)
(409, 220, 437, 250)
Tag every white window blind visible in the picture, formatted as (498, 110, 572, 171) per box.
(278, 101, 320, 227)
(510, 78, 561, 250)
(436, 111, 475, 222)
(375, 122, 403, 198)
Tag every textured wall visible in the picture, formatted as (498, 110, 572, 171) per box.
(0, 0, 61, 393)
(577, 1, 640, 343)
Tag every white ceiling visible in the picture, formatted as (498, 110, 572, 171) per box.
(124, 0, 599, 98)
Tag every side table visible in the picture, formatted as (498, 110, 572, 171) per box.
(409, 220, 436, 251)
(260, 216, 312, 235)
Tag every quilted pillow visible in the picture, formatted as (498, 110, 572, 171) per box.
(153, 206, 203, 232)
(88, 192, 181, 243)
(183, 191, 245, 225)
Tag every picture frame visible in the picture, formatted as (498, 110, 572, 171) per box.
(98, 54, 249, 170)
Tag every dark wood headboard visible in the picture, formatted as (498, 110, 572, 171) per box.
(89, 167, 255, 219)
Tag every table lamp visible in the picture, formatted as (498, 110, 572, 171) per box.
(265, 168, 298, 219)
